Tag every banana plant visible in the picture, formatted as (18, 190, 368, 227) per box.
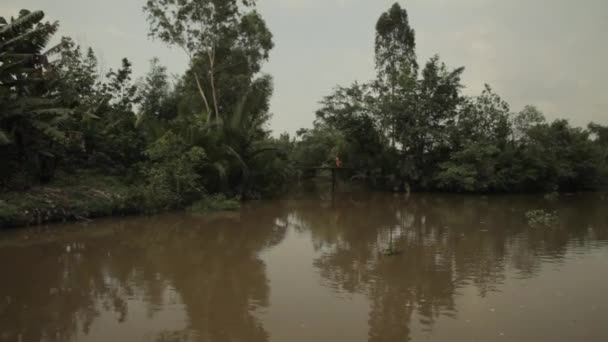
(0, 9, 72, 180)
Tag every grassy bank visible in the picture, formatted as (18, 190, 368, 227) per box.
(0, 173, 241, 229)
(0, 173, 139, 228)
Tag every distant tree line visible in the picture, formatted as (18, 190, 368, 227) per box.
(1, 2, 606, 207)
(292, 3, 608, 193)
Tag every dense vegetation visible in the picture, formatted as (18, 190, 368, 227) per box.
(293, 3, 608, 193)
(0, 2, 291, 223)
(0, 2, 606, 226)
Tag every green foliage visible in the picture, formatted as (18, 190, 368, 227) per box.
(3, 2, 607, 229)
(0, 10, 73, 187)
(375, 2, 417, 83)
(138, 57, 177, 123)
(0, 172, 137, 228)
(138, 132, 206, 212)
(144, 0, 286, 200)
(53, 36, 99, 107)
(436, 144, 501, 192)
(296, 2, 608, 194)
(294, 124, 346, 168)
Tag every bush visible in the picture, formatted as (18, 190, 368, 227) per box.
(139, 132, 207, 212)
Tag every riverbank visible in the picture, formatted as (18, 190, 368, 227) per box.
(0, 174, 138, 229)
(0, 173, 241, 229)
(2, 172, 603, 229)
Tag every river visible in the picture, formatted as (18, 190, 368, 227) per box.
(1, 192, 607, 341)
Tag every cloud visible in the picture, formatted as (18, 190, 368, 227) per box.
(2, 0, 607, 132)
(105, 26, 139, 41)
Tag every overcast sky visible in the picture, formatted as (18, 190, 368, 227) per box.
(2, 0, 607, 133)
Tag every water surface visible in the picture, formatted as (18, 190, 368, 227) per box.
(1, 193, 607, 341)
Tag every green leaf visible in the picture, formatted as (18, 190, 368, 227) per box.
(211, 162, 227, 183)
(0, 129, 11, 145)
(0, 10, 45, 37)
(0, 25, 57, 51)
(224, 145, 250, 180)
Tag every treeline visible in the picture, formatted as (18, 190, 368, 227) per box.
(1, 1, 607, 214)
(291, 3, 608, 192)
(1, 2, 291, 213)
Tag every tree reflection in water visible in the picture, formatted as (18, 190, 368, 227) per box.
(0, 204, 290, 342)
(0, 193, 606, 341)
(290, 192, 608, 341)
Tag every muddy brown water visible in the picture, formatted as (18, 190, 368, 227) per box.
(1, 193, 607, 342)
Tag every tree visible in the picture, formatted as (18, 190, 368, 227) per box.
(294, 124, 346, 169)
(406, 55, 464, 186)
(520, 120, 603, 191)
(316, 83, 387, 174)
(453, 85, 511, 147)
(375, 2, 418, 85)
(86, 58, 144, 172)
(139, 131, 207, 211)
(144, 0, 280, 197)
(143, 0, 272, 123)
(436, 85, 511, 192)
(588, 123, 608, 187)
(53, 36, 99, 108)
(374, 2, 418, 146)
(512, 105, 546, 142)
(138, 57, 176, 122)
(0, 10, 72, 185)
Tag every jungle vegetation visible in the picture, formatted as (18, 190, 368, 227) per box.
(1, 2, 606, 225)
(295, 3, 608, 192)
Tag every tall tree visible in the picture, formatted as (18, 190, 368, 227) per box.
(512, 105, 546, 142)
(144, 0, 278, 196)
(375, 2, 418, 84)
(408, 55, 464, 185)
(143, 0, 272, 123)
(316, 83, 386, 172)
(53, 36, 99, 107)
(138, 57, 173, 121)
(374, 2, 418, 145)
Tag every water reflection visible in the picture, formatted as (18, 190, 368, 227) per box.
(289, 193, 608, 341)
(0, 193, 607, 341)
(0, 205, 289, 342)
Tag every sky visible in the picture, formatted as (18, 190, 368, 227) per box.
(2, 0, 607, 134)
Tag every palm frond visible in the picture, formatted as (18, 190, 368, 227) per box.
(30, 120, 66, 144)
(0, 24, 58, 51)
(230, 88, 250, 130)
(0, 58, 28, 74)
(30, 108, 72, 116)
(0, 10, 45, 38)
(250, 146, 280, 159)
(0, 128, 11, 145)
(43, 41, 64, 56)
(5, 97, 60, 110)
(224, 144, 250, 180)
(3, 107, 71, 119)
(210, 161, 228, 184)
(0, 52, 36, 60)
(81, 110, 100, 121)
